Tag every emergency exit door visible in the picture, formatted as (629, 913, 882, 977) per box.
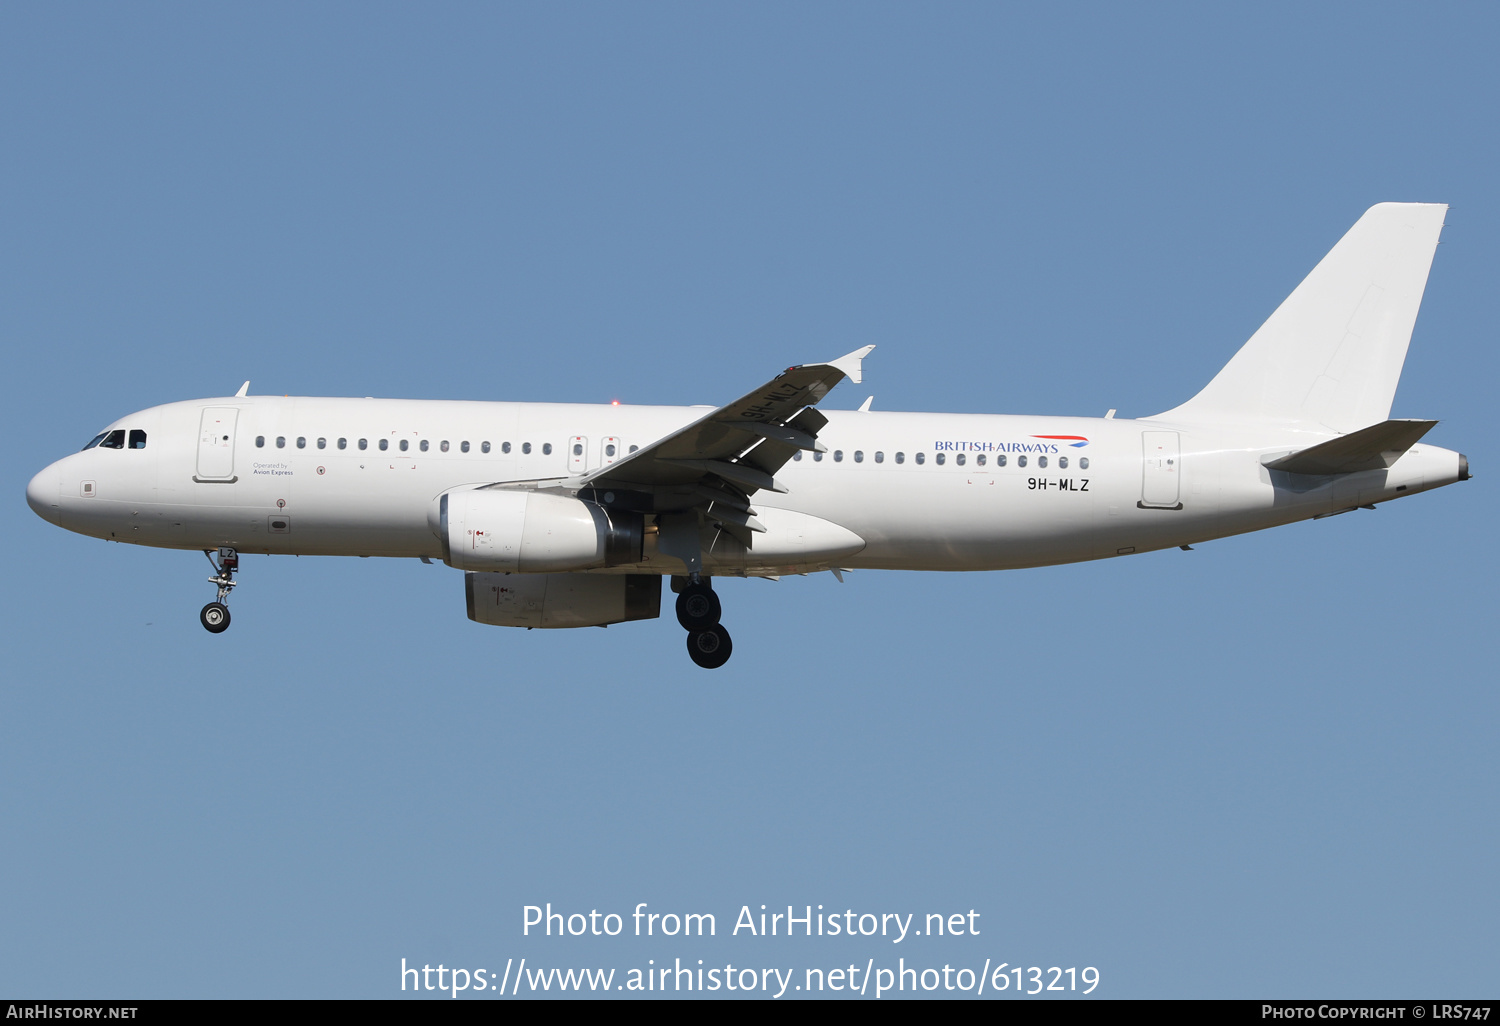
(600, 436, 622, 466)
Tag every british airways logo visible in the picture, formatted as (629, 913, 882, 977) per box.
(934, 435, 1089, 453)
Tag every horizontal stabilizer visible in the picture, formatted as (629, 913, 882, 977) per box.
(1262, 419, 1437, 475)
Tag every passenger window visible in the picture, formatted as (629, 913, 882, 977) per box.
(936, 452, 946, 465)
(1018, 455, 1027, 468)
(1079, 457, 1090, 470)
(895, 452, 905, 464)
(1058, 456, 1068, 469)
(276, 436, 286, 448)
(997, 454, 1007, 467)
(255, 436, 265, 448)
(1038, 455, 1048, 468)
(129, 430, 147, 449)
(482, 441, 492, 453)
(915, 452, 925, 464)
(792, 450, 803, 461)
(379, 439, 388, 451)
(977, 454, 986, 466)
(297, 437, 306, 449)
(572, 443, 583, 456)
(338, 438, 347, 450)
(542, 442, 552, 455)
(441, 440, 449, 452)
(874, 451, 884, 463)
(522, 443, 532, 454)
(501, 442, 511, 454)
(813, 451, 823, 462)
(461, 441, 470, 453)
(398, 439, 408, 451)
(317, 438, 327, 449)
(605, 444, 616, 457)
(628, 445, 639, 453)
(853, 450, 864, 463)
(834, 450, 844, 462)
(359, 439, 368, 450)
(420, 440, 429, 452)
(956, 453, 965, 466)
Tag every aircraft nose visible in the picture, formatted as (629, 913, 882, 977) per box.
(26, 465, 63, 526)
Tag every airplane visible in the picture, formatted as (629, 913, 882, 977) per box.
(26, 202, 1468, 668)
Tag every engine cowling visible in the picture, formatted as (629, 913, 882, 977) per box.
(466, 572, 662, 628)
(433, 488, 642, 572)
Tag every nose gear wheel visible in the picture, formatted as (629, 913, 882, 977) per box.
(200, 602, 231, 633)
(200, 548, 239, 633)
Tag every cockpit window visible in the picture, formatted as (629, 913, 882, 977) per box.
(129, 430, 147, 449)
(98, 430, 126, 450)
(82, 432, 108, 451)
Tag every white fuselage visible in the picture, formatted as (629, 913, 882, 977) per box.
(26, 395, 1465, 575)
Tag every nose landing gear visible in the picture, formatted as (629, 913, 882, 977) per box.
(677, 576, 731, 668)
(200, 548, 238, 634)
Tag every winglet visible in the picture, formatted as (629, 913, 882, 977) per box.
(828, 345, 875, 385)
(857, 396, 874, 413)
(235, 381, 250, 397)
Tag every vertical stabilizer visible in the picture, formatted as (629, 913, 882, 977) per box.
(1156, 203, 1446, 433)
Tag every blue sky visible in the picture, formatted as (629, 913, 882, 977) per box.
(3, 2, 1495, 999)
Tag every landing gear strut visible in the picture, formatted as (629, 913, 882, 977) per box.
(677, 575, 731, 668)
(200, 547, 238, 634)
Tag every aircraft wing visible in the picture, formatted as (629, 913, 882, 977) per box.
(571, 346, 873, 537)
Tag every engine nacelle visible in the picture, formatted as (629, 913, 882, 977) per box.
(434, 488, 642, 572)
(466, 572, 662, 628)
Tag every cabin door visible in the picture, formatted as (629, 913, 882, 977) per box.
(196, 407, 239, 481)
(1140, 431, 1182, 509)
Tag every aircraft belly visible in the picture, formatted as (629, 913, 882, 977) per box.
(771, 467, 1104, 571)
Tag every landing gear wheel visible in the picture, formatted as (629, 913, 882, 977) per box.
(200, 602, 231, 634)
(686, 624, 732, 669)
(202, 548, 239, 633)
(676, 583, 721, 630)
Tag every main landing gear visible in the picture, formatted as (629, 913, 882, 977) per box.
(200, 547, 238, 634)
(677, 575, 731, 669)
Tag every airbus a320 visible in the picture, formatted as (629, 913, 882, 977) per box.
(27, 203, 1468, 667)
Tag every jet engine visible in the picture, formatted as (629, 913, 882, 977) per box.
(466, 571, 662, 628)
(434, 488, 643, 572)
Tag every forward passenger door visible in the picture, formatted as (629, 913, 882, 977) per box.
(195, 408, 238, 482)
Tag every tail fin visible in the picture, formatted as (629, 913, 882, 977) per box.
(1156, 202, 1446, 433)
